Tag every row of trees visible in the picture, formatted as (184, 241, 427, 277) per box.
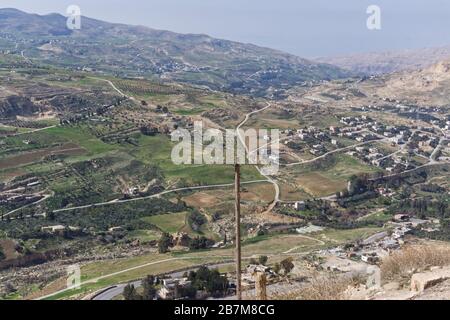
(123, 275, 158, 300)
(123, 266, 230, 300)
(158, 232, 214, 253)
(186, 266, 229, 298)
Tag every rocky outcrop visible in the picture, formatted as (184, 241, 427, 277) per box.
(411, 266, 450, 293)
(0, 96, 42, 118)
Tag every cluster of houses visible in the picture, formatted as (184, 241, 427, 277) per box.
(354, 101, 443, 116)
(241, 264, 277, 288)
(281, 118, 380, 157)
(342, 215, 434, 265)
(41, 225, 80, 235)
(348, 145, 415, 173)
(158, 277, 194, 300)
(282, 115, 417, 160)
(0, 178, 43, 208)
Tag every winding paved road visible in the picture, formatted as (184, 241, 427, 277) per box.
(235, 102, 280, 214)
(51, 180, 269, 214)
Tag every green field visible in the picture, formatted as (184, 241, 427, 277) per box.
(36, 226, 385, 300)
(44, 126, 117, 155)
(143, 212, 188, 234)
(131, 134, 262, 185)
(286, 154, 382, 197)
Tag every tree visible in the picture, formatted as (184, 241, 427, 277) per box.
(258, 255, 268, 266)
(188, 211, 207, 232)
(188, 266, 228, 297)
(158, 232, 173, 253)
(174, 284, 197, 299)
(280, 257, 294, 275)
(142, 275, 157, 300)
(189, 236, 214, 250)
(47, 211, 56, 221)
(123, 284, 139, 300)
(205, 270, 228, 297)
(437, 200, 448, 218)
(273, 263, 281, 275)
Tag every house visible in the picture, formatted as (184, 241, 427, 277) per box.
(372, 159, 382, 166)
(158, 278, 192, 300)
(361, 253, 380, 264)
(390, 136, 404, 145)
(27, 181, 41, 187)
(330, 126, 338, 134)
(298, 133, 308, 140)
(108, 226, 124, 233)
(377, 187, 394, 197)
(394, 214, 410, 222)
(294, 201, 306, 211)
(41, 225, 66, 233)
(381, 239, 400, 250)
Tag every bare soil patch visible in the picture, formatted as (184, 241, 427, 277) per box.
(0, 143, 86, 170)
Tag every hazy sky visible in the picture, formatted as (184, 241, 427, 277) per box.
(1, 0, 450, 58)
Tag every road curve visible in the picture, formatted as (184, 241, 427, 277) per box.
(235, 102, 280, 214)
(52, 180, 269, 214)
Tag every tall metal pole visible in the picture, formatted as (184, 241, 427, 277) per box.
(234, 163, 242, 300)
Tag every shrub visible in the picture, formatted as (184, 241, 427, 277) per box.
(381, 245, 450, 281)
(271, 274, 357, 300)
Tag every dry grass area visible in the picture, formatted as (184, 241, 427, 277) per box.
(183, 191, 225, 208)
(242, 183, 275, 203)
(381, 245, 450, 281)
(0, 239, 20, 260)
(0, 143, 86, 170)
(271, 274, 359, 300)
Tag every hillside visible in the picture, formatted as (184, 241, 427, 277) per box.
(315, 46, 450, 76)
(0, 8, 351, 97)
(365, 59, 450, 105)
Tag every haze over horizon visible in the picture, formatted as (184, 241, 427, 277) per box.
(1, 0, 450, 58)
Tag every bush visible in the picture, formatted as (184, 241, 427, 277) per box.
(188, 236, 214, 250)
(272, 274, 356, 300)
(123, 284, 140, 300)
(188, 211, 207, 232)
(381, 245, 450, 281)
(158, 233, 173, 253)
(280, 257, 294, 275)
(188, 266, 229, 297)
(259, 255, 268, 266)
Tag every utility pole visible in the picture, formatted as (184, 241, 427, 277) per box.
(234, 163, 242, 300)
(255, 272, 267, 300)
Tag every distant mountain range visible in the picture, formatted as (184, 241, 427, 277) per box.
(368, 58, 450, 106)
(315, 46, 450, 75)
(0, 8, 352, 97)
